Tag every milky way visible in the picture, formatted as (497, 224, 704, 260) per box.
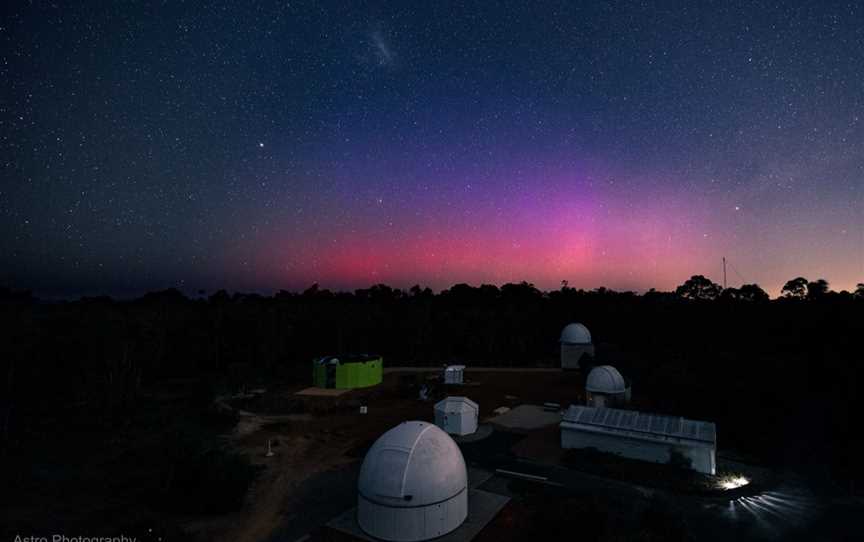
(2, 2, 862, 297)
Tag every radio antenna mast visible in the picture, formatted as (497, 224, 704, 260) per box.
(722, 257, 727, 289)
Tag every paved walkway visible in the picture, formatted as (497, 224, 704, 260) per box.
(487, 405, 562, 433)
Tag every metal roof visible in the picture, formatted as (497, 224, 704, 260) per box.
(561, 405, 716, 445)
(314, 354, 380, 366)
(434, 396, 479, 413)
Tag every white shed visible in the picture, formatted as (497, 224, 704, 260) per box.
(443, 365, 465, 385)
(560, 405, 717, 475)
(358, 421, 468, 541)
(560, 322, 595, 369)
(434, 396, 479, 436)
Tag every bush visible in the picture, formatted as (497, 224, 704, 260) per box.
(154, 429, 261, 514)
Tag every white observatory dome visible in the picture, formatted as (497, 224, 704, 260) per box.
(358, 421, 468, 541)
(585, 365, 626, 394)
(560, 322, 592, 345)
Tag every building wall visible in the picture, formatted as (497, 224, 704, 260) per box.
(434, 409, 445, 432)
(313, 357, 383, 388)
(336, 358, 383, 388)
(561, 426, 715, 474)
(461, 411, 478, 435)
(587, 392, 607, 408)
(444, 368, 463, 384)
(435, 409, 478, 436)
(561, 344, 594, 369)
(358, 489, 468, 542)
(587, 391, 629, 408)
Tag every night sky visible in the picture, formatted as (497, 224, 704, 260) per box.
(2, 2, 862, 298)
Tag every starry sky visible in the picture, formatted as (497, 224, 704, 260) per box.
(2, 1, 863, 298)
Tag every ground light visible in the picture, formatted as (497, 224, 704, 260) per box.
(718, 475, 750, 490)
(724, 489, 817, 537)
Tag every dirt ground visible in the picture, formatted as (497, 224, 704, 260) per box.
(187, 370, 584, 542)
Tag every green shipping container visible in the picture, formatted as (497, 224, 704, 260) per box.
(312, 354, 383, 389)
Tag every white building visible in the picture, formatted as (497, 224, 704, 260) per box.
(585, 365, 631, 407)
(560, 405, 717, 475)
(560, 322, 595, 369)
(434, 396, 479, 436)
(358, 421, 468, 541)
(444, 365, 465, 385)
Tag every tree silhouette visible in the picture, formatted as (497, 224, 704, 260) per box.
(781, 277, 808, 299)
(855, 283, 864, 299)
(721, 283, 769, 302)
(675, 275, 722, 301)
(367, 283, 401, 302)
(739, 283, 770, 302)
(501, 281, 541, 301)
(806, 278, 830, 300)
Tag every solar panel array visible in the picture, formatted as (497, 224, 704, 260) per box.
(562, 405, 716, 444)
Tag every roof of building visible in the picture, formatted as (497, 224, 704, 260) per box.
(314, 354, 381, 366)
(358, 421, 467, 508)
(585, 365, 627, 394)
(561, 405, 716, 446)
(444, 365, 466, 372)
(560, 323, 592, 344)
(434, 396, 479, 414)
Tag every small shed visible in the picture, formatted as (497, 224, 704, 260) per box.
(434, 396, 479, 436)
(443, 365, 466, 385)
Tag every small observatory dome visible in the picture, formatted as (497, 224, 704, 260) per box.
(585, 365, 626, 394)
(560, 322, 592, 345)
(358, 421, 468, 542)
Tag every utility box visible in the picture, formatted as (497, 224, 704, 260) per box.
(443, 365, 466, 385)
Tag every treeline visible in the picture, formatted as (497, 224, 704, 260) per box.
(1, 275, 862, 490)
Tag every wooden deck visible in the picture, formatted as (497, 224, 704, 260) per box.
(294, 387, 354, 397)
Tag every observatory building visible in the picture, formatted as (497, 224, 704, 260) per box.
(585, 365, 631, 408)
(560, 405, 717, 474)
(312, 354, 383, 389)
(560, 322, 595, 369)
(358, 421, 468, 541)
(434, 396, 479, 436)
